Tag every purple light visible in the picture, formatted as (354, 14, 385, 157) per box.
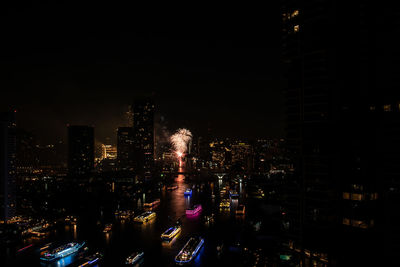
(186, 204, 202, 216)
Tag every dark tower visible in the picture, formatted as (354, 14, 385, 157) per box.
(67, 125, 94, 177)
(133, 98, 155, 180)
(117, 127, 135, 171)
(0, 111, 16, 222)
(282, 1, 379, 266)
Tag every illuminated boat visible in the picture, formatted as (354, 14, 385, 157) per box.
(103, 223, 112, 233)
(235, 205, 245, 215)
(219, 199, 230, 209)
(77, 252, 103, 267)
(125, 251, 144, 265)
(184, 188, 192, 196)
(143, 199, 160, 208)
(229, 191, 239, 198)
(115, 210, 134, 220)
(175, 237, 204, 265)
(186, 204, 202, 216)
(40, 241, 85, 261)
(133, 211, 156, 223)
(161, 226, 181, 241)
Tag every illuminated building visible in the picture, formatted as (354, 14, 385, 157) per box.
(132, 98, 154, 179)
(209, 139, 230, 169)
(117, 127, 134, 171)
(0, 112, 16, 222)
(67, 125, 94, 177)
(231, 141, 253, 172)
(101, 144, 117, 160)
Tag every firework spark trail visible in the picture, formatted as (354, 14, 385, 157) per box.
(170, 128, 192, 158)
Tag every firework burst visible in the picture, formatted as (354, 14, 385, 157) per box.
(170, 128, 192, 159)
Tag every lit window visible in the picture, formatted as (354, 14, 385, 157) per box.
(384, 104, 391, 112)
(351, 193, 364, 201)
(343, 218, 350, 225)
(369, 106, 376, 111)
(292, 10, 299, 17)
(342, 192, 350, 200)
(370, 193, 378, 200)
(294, 25, 300, 32)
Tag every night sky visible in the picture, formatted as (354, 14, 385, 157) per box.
(0, 3, 284, 144)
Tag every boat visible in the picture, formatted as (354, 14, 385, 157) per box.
(216, 242, 224, 255)
(77, 252, 103, 267)
(143, 199, 160, 209)
(40, 241, 85, 261)
(186, 204, 202, 216)
(175, 237, 204, 264)
(204, 214, 215, 223)
(236, 205, 245, 215)
(115, 210, 134, 220)
(161, 226, 181, 241)
(219, 199, 230, 209)
(133, 211, 156, 223)
(229, 191, 239, 198)
(184, 188, 192, 196)
(103, 223, 112, 233)
(125, 251, 144, 265)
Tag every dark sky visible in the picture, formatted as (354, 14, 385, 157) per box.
(0, 3, 284, 144)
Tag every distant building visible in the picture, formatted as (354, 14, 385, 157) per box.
(117, 127, 134, 171)
(197, 136, 211, 162)
(16, 129, 38, 174)
(132, 98, 154, 179)
(67, 125, 94, 177)
(101, 144, 117, 160)
(231, 142, 253, 172)
(0, 112, 16, 222)
(209, 139, 230, 169)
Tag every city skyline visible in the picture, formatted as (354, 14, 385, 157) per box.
(3, 2, 399, 267)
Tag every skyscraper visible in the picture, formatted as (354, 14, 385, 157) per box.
(133, 98, 154, 179)
(282, 1, 380, 266)
(117, 127, 134, 171)
(67, 125, 94, 177)
(0, 112, 16, 222)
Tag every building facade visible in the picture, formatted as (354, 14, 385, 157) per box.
(117, 127, 134, 171)
(282, 1, 381, 266)
(67, 125, 94, 177)
(132, 98, 155, 179)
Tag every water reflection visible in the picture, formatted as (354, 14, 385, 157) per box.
(73, 225, 77, 240)
(105, 232, 111, 245)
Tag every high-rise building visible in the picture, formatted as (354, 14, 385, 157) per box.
(0, 112, 16, 222)
(67, 125, 94, 177)
(117, 127, 134, 171)
(132, 98, 154, 179)
(282, 1, 382, 266)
